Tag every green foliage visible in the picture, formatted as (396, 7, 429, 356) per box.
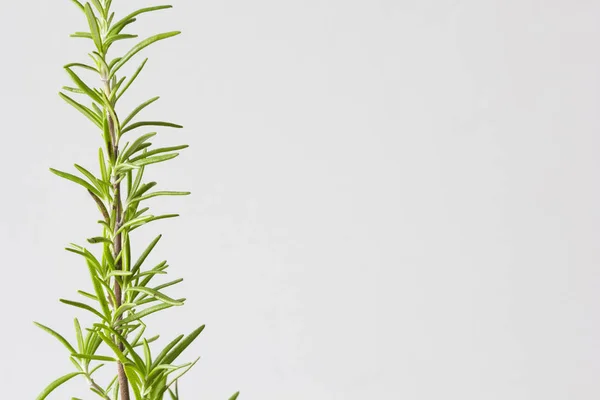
(35, 1, 239, 399)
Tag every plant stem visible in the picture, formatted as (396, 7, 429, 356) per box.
(104, 77, 130, 400)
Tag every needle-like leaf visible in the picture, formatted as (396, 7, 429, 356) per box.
(117, 303, 174, 325)
(108, 6, 173, 37)
(110, 31, 181, 78)
(36, 372, 84, 400)
(33, 322, 77, 354)
(49, 168, 103, 199)
(126, 287, 185, 306)
(83, 3, 103, 53)
(122, 96, 160, 127)
(121, 120, 183, 135)
(59, 299, 108, 322)
(58, 92, 102, 128)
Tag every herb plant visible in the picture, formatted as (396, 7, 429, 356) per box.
(34, 1, 239, 399)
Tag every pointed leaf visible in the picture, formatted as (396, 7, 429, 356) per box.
(74, 319, 84, 353)
(130, 235, 161, 275)
(162, 326, 205, 365)
(117, 303, 173, 325)
(49, 168, 103, 199)
(64, 67, 102, 103)
(69, 0, 84, 12)
(108, 6, 174, 36)
(126, 287, 184, 306)
(132, 153, 179, 167)
(58, 92, 102, 128)
(60, 299, 107, 321)
(36, 372, 84, 400)
(122, 96, 160, 127)
(151, 334, 184, 370)
(109, 31, 181, 77)
(74, 353, 117, 362)
(121, 120, 182, 135)
(130, 144, 188, 162)
(119, 132, 157, 162)
(33, 322, 77, 354)
(131, 191, 190, 203)
(83, 3, 103, 52)
(116, 58, 148, 102)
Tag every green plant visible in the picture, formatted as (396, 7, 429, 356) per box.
(34, 1, 239, 399)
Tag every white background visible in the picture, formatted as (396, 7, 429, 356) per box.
(1, 0, 599, 399)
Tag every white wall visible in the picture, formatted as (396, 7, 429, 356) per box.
(1, 0, 599, 399)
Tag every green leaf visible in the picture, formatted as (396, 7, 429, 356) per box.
(97, 326, 145, 370)
(62, 86, 85, 94)
(131, 190, 190, 203)
(58, 92, 102, 128)
(132, 181, 157, 199)
(36, 372, 84, 400)
(90, 0, 105, 18)
(130, 235, 162, 275)
(115, 58, 148, 102)
(129, 144, 189, 163)
(151, 334, 184, 370)
(132, 153, 179, 167)
(151, 278, 183, 293)
(50, 168, 103, 198)
(64, 67, 102, 103)
(110, 31, 181, 78)
(162, 325, 205, 365)
(229, 392, 241, 400)
(113, 302, 136, 320)
(134, 269, 167, 279)
(70, 32, 93, 39)
(107, 270, 133, 277)
(108, 5, 174, 36)
(119, 132, 157, 162)
(156, 357, 200, 398)
(89, 363, 105, 376)
(86, 259, 111, 319)
(33, 322, 77, 354)
(77, 290, 98, 301)
(64, 62, 98, 73)
(125, 365, 144, 399)
(73, 163, 101, 184)
(122, 96, 160, 128)
(99, 148, 109, 182)
(142, 338, 152, 372)
(64, 245, 103, 272)
(60, 299, 108, 322)
(111, 76, 127, 101)
(97, 278, 118, 313)
(87, 236, 112, 244)
(145, 214, 180, 224)
(73, 353, 117, 362)
(83, 3, 103, 52)
(117, 303, 173, 325)
(116, 215, 154, 234)
(105, 34, 138, 48)
(121, 120, 183, 135)
(133, 261, 169, 297)
(69, 0, 84, 12)
(126, 287, 185, 306)
(95, 331, 131, 365)
(74, 318, 84, 353)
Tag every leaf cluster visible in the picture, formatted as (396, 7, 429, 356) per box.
(35, 1, 239, 399)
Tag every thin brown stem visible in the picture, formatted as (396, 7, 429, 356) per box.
(104, 77, 130, 400)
